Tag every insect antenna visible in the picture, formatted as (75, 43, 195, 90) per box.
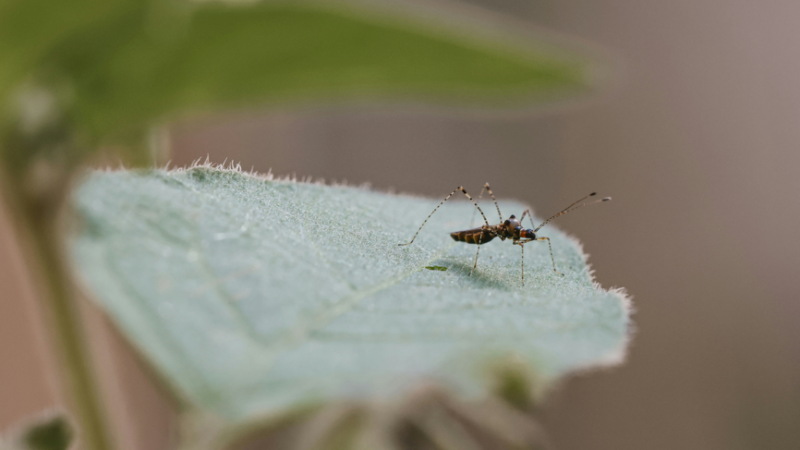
(534, 192, 611, 232)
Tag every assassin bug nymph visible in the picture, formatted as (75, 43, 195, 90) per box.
(399, 184, 611, 285)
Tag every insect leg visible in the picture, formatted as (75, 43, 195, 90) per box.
(537, 237, 563, 276)
(513, 240, 526, 286)
(520, 209, 535, 229)
(469, 185, 486, 228)
(470, 230, 485, 276)
(470, 182, 503, 228)
(399, 186, 489, 246)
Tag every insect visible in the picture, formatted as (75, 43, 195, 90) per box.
(399, 183, 611, 285)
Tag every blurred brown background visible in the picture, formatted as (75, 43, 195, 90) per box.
(3, 0, 799, 449)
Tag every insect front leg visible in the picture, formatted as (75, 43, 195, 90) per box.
(513, 240, 526, 286)
(515, 236, 563, 286)
(536, 237, 563, 276)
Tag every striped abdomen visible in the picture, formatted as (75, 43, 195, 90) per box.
(450, 227, 497, 245)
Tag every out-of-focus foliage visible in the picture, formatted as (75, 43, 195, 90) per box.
(1, 0, 592, 174)
(0, 0, 131, 104)
(204, 386, 553, 450)
(0, 411, 73, 450)
(52, 3, 590, 140)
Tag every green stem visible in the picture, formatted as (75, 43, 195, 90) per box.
(2, 170, 115, 450)
(29, 218, 115, 450)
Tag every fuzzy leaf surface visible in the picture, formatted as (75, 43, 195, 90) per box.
(71, 167, 629, 423)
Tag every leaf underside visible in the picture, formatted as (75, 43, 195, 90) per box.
(71, 166, 629, 425)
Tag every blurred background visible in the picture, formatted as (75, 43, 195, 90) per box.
(2, 0, 799, 449)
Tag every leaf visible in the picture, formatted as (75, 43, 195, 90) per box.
(43, 1, 591, 141)
(70, 165, 630, 427)
(1, 0, 595, 187)
(1, 411, 74, 450)
(0, 0, 137, 104)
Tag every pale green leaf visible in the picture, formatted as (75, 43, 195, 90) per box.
(70, 166, 630, 425)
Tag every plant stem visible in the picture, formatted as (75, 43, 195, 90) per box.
(30, 219, 115, 450)
(2, 171, 115, 450)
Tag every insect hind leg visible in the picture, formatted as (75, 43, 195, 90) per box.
(399, 186, 490, 246)
(470, 182, 503, 228)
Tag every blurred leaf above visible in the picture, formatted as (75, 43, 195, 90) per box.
(1, 0, 594, 156)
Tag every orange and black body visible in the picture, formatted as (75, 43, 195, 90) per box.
(450, 227, 498, 244)
(450, 216, 536, 245)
